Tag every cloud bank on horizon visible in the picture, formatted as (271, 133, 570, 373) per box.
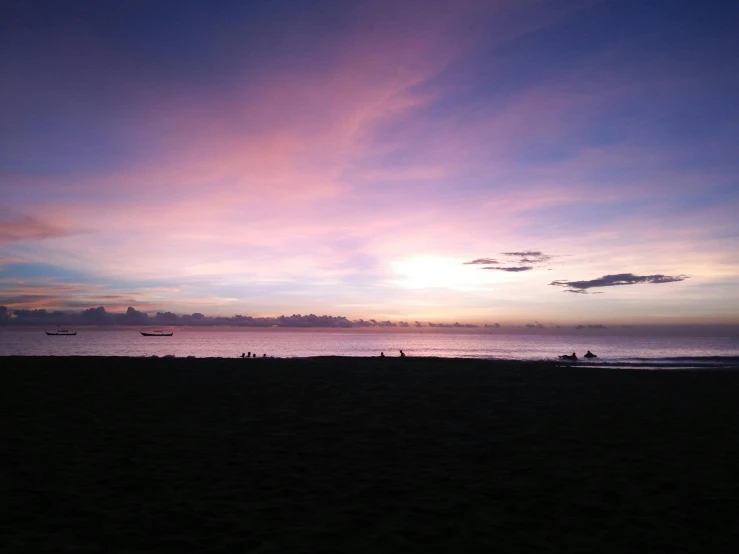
(1, 0, 738, 325)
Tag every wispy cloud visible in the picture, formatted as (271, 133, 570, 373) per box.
(502, 251, 552, 264)
(464, 251, 552, 271)
(502, 251, 544, 258)
(0, 277, 156, 311)
(0, 215, 71, 244)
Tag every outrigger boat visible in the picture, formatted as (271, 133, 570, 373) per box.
(141, 330, 173, 337)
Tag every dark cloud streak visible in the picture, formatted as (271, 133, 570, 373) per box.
(552, 273, 689, 294)
(503, 251, 542, 257)
(482, 266, 533, 272)
(464, 250, 552, 271)
(504, 251, 551, 264)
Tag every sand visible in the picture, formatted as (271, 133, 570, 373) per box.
(1, 356, 738, 553)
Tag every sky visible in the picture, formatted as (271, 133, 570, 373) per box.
(1, 0, 738, 327)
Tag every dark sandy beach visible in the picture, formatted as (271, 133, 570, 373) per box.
(1, 356, 738, 552)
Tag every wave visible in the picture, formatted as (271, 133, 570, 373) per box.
(627, 356, 739, 363)
(576, 356, 739, 370)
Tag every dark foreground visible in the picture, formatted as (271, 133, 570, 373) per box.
(1, 356, 738, 553)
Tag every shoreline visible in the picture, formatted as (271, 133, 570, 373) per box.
(2, 355, 738, 371)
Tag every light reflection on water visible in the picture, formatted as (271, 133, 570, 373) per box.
(1, 329, 738, 367)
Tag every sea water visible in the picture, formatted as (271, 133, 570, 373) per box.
(1, 328, 738, 369)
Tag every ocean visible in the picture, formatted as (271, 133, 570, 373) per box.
(2, 328, 738, 369)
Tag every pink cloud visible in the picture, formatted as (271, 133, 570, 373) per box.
(0, 277, 155, 311)
(0, 214, 73, 244)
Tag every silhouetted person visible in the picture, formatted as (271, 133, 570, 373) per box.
(241, 352, 246, 358)
(559, 352, 578, 361)
(584, 350, 597, 358)
(253, 353, 256, 358)
(400, 350, 406, 358)
(247, 351, 251, 358)
(380, 352, 385, 358)
(263, 353, 266, 358)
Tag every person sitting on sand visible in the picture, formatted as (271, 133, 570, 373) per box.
(584, 350, 597, 358)
(252, 353, 256, 358)
(241, 352, 246, 358)
(380, 352, 385, 358)
(400, 350, 406, 358)
(559, 352, 578, 361)
(263, 353, 267, 358)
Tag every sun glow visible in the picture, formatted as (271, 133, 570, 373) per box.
(390, 256, 492, 290)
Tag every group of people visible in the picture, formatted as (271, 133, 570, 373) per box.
(240, 352, 268, 358)
(380, 350, 406, 358)
(559, 350, 597, 361)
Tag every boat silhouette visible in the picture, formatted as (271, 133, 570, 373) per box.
(46, 325, 76, 336)
(141, 330, 173, 337)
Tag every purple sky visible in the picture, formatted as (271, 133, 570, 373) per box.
(1, 0, 738, 326)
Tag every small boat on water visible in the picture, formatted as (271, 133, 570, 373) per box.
(141, 331, 173, 337)
(46, 326, 76, 336)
